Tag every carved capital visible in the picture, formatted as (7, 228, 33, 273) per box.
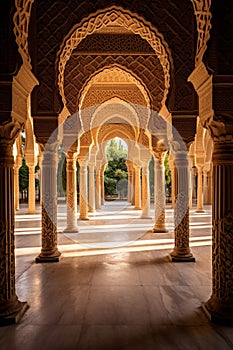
(206, 116, 233, 143)
(0, 120, 23, 165)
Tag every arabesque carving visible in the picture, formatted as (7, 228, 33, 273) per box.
(190, 0, 212, 64)
(13, 0, 35, 66)
(58, 7, 171, 107)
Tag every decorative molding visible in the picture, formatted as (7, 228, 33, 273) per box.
(57, 7, 171, 108)
(190, 0, 212, 65)
(13, 0, 35, 67)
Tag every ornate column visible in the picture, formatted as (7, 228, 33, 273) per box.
(100, 164, 105, 205)
(141, 163, 151, 218)
(204, 136, 233, 323)
(133, 164, 141, 210)
(95, 168, 101, 210)
(14, 156, 21, 211)
(78, 159, 89, 220)
(64, 153, 78, 233)
(196, 164, 204, 212)
(88, 164, 95, 213)
(27, 164, 36, 214)
(36, 142, 61, 263)
(170, 150, 195, 262)
(0, 120, 28, 326)
(153, 153, 167, 232)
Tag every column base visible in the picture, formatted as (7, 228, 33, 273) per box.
(0, 301, 29, 327)
(202, 297, 233, 325)
(152, 227, 168, 233)
(169, 250, 195, 262)
(196, 210, 205, 213)
(35, 250, 61, 263)
(141, 216, 152, 219)
(78, 216, 89, 220)
(134, 207, 141, 210)
(63, 227, 79, 233)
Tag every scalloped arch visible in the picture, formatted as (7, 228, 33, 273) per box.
(57, 6, 172, 108)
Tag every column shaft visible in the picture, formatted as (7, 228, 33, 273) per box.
(28, 165, 35, 214)
(95, 169, 101, 210)
(89, 165, 95, 212)
(196, 165, 204, 212)
(204, 142, 233, 323)
(0, 122, 28, 325)
(141, 164, 151, 218)
(14, 164, 20, 211)
(36, 145, 61, 262)
(134, 165, 141, 210)
(79, 163, 89, 219)
(64, 156, 78, 232)
(100, 166, 105, 205)
(170, 152, 195, 262)
(153, 156, 167, 232)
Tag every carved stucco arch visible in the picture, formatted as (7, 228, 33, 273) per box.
(79, 65, 151, 110)
(57, 6, 172, 109)
(98, 124, 136, 145)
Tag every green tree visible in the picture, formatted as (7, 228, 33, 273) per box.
(19, 158, 28, 192)
(164, 152, 171, 198)
(104, 138, 128, 197)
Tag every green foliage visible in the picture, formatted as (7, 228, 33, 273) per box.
(19, 158, 28, 192)
(104, 138, 128, 196)
(164, 152, 171, 196)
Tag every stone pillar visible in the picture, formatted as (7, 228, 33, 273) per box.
(36, 143, 61, 263)
(196, 165, 204, 212)
(28, 164, 36, 214)
(95, 168, 101, 210)
(169, 155, 176, 208)
(100, 164, 105, 205)
(134, 164, 141, 210)
(203, 169, 208, 205)
(170, 151, 195, 262)
(131, 167, 135, 205)
(207, 165, 213, 205)
(78, 160, 89, 220)
(141, 163, 151, 218)
(64, 154, 78, 233)
(14, 156, 21, 211)
(88, 164, 95, 213)
(204, 141, 233, 323)
(153, 153, 167, 232)
(0, 121, 28, 326)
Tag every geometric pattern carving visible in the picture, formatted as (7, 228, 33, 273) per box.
(13, 0, 35, 66)
(190, 0, 212, 65)
(65, 55, 164, 114)
(58, 7, 171, 107)
(28, 1, 197, 114)
(80, 85, 149, 131)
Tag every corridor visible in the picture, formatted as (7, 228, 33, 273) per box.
(1, 203, 233, 349)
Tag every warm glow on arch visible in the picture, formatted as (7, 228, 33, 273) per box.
(57, 6, 172, 108)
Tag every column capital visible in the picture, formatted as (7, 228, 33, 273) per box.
(206, 116, 233, 144)
(0, 120, 23, 158)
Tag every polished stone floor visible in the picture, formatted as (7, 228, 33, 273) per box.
(1, 201, 233, 350)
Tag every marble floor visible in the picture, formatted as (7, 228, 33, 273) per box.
(1, 201, 233, 350)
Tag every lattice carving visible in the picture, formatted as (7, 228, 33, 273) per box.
(65, 55, 163, 115)
(13, 0, 35, 66)
(98, 123, 135, 143)
(80, 66, 150, 108)
(58, 7, 171, 107)
(82, 92, 145, 132)
(76, 33, 155, 54)
(190, 0, 212, 64)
